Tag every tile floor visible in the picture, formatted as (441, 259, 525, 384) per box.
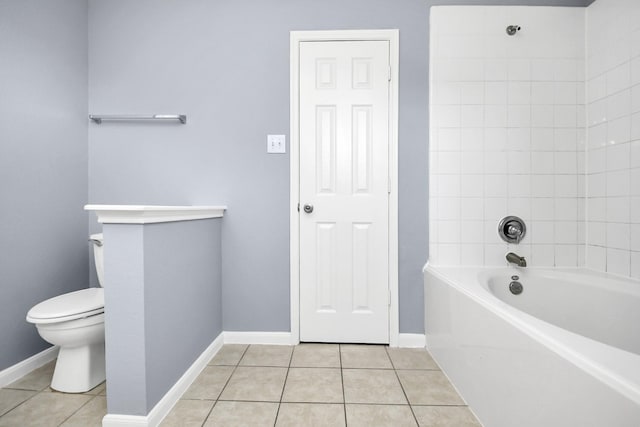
(0, 344, 481, 426)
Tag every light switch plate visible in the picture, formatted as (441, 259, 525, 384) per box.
(267, 134, 286, 154)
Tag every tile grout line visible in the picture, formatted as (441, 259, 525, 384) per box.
(272, 344, 295, 427)
(339, 344, 347, 427)
(199, 344, 250, 427)
(386, 347, 421, 427)
(0, 386, 46, 421)
(56, 392, 99, 427)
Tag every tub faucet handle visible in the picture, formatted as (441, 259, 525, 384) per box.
(506, 252, 527, 267)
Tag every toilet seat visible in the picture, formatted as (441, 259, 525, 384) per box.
(27, 288, 104, 324)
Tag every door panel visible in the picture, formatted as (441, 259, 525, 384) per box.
(299, 40, 390, 343)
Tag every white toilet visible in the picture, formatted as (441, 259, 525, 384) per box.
(26, 233, 106, 393)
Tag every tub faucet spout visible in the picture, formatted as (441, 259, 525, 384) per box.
(506, 252, 527, 267)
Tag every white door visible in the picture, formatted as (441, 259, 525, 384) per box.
(298, 40, 390, 343)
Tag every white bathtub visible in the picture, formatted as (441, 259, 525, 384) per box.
(424, 264, 640, 427)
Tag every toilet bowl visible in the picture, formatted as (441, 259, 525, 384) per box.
(26, 233, 106, 393)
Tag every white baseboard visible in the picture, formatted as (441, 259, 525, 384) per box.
(0, 346, 59, 388)
(102, 332, 224, 427)
(397, 333, 426, 348)
(223, 331, 293, 345)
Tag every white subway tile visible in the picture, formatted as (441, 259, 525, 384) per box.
(606, 89, 631, 120)
(531, 59, 555, 81)
(588, 197, 607, 222)
(532, 244, 555, 266)
(606, 142, 630, 171)
(484, 105, 508, 127)
(484, 128, 508, 151)
(554, 128, 577, 151)
(460, 244, 485, 265)
(461, 128, 484, 151)
(485, 82, 508, 105)
(508, 174, 532, 198)
(532, 82, 555, 105)
(532, 175, 555, 197)
(461, 198, 485, 221)
(555, 245, 578, 267)
(555, 198, 578, 221)
(606, 196, 630, 223)
(484, 174, 508, 197)
(555, 152, 577, 174)
(508, 105, 531, 127)
(587, 173, 606, 198)
(484, 59, 509, 81)
(508, 82, 531, 104)
(531, 128, 555, 151)
(461, 82, 485, 104)
(461, 221, 484, 244)
(554, 105, 578, 128)
(606, 169, 630, 197)
(532, 151, 555, 174)
(554, 82, 577, 105)
(632, 224, 640, 251)
(586, 245, 606, 271)
(532, 105, 554, 127)
(532, 198, 555, 220)
(607, 116, 631, 145)
(508, 59, 531, 81)
(607, 222, 630, 250)
(507, 128, 531, 151)
(607, 248, 630, 276)
(461, 174, 484, 197)
(631, 251, 640, 280)
(606, 63, 631, 96)
(461, 105, 484, 127)
(587, 221, 607, 246)
(555, 175, 578, 197)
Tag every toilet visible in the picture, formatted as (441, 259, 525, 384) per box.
(26, 233, 106, 393)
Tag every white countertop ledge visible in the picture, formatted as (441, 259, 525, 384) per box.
(84, 205, 227, 224)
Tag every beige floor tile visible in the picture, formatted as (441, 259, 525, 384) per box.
(6, 361, 55, 391)
(83, 381, 106, 396)
(204, 401, 278, 427)
(342, 369, 407, 404)
(346, 404, 418, 427)
(0, 389, 37, 416)
(282, 368, 343, 403)
(208, 345, 248, 366)
(276, 403, 345, 427)
(239, 345, 293, 367)
(412, 405, 481, 427)
(0, 391, 91, 427)
(182, 366, 234, 400)
(60, 396, 107, 427)
(290, 344, 340, 368)
(340, 345, 392, 369)
(397, 370, 465, 405)
(387, 348, 440, 370)
(219, 366, 287, 401)
(160, 399, 215, 427)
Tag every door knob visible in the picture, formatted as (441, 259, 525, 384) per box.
(303, 204, 314, 214)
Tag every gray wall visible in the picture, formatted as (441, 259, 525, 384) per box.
(103, 219, 222, 415)
(87, 0, 430, 334)
(0, 0, 88, 371)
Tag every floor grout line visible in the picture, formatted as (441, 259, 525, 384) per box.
(200, 344, 250, 427)
(339, 344, 347, 426)
(386, 346, 421, 427)
(272, 344, 294, 427)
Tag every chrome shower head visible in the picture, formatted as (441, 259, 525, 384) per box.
(506, 25, 521, 36)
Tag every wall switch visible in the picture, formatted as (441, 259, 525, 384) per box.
(267, 134, 286, 154)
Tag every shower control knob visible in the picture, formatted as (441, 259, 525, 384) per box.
(303, 204, 314, 214)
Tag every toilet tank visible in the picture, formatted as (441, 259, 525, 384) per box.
(90, 233, 105, 287)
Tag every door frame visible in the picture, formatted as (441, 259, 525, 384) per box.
(289, 29, 400, 346)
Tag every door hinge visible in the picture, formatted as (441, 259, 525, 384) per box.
(388, 66, 392, 82)
(388, 176, 391, 194)
(297, 203, 300, 212)
(388, 290, 392, 306)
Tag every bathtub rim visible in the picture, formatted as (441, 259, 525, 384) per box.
(423, 263, 640, 406)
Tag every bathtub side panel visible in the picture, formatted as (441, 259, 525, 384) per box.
(424, 269, 640, 427)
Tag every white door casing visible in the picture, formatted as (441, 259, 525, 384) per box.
(290, 30, 399, 346)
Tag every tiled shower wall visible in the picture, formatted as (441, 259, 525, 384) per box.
(585, 0, 640, 279)
(429, 6, 586, 267)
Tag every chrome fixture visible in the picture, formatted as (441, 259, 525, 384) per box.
(506, 252, 527, 267)
(89, 237, 103, 247)
(303, 204, 314, 214)
(506, 25, 521, 36)
(498, 216, 526, 244)
(509, 275, 524, 295)
(89, 114, 187, 124)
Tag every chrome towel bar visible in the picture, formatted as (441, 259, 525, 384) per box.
(89, 114, 187, 124)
